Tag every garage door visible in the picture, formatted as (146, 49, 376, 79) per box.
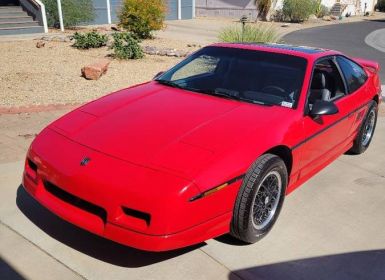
(166, 0, 193, 20)
(166, 0, 178, 20)
(181, 0, 193, 19)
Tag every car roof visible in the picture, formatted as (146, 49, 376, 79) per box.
(210, 43, 341, 59)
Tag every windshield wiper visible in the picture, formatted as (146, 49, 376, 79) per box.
(192, 88, 238, 99)
(156, 79, 184, 89)
(194, 88, 274, 106)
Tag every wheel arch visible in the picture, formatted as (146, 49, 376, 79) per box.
(373, 94, 379, 104)
(264, 145, 293, 176)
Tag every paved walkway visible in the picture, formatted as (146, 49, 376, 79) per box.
(1, 110, 385, 280)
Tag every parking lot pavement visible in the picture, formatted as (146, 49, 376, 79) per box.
(0, 113, 384, 280)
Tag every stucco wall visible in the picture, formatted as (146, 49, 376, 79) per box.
(196, 0, 257, 19)
(197, 0, 377, 19)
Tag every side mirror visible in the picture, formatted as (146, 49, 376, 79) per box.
(310, 100, 339, 117)
(153, 71, 164, 80)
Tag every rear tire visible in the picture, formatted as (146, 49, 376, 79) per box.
(230, 154, 287, 243)
(349, 101, 378, 154)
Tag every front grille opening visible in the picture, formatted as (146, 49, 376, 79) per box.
(44, 181, 107, 223)
(122, 207, 151, 225)
(27, 158, 37, 172)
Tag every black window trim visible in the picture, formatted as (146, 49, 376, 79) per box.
(335, 55, 368, 94)
(304, 55, 348, 116)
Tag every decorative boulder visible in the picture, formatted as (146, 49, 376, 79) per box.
(81, 59, 110, 80)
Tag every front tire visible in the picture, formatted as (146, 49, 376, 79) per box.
(230, 154, 287, 243)
(349, 101, 378, 154)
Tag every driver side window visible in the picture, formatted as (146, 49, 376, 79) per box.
(308, 58, 346, 107)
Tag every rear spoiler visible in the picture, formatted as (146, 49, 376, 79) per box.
(353, 57, 380, 74)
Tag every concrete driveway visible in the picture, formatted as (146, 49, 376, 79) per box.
(0, 108, 385, 280)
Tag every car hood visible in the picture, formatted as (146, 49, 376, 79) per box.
(50, 82, 291, 179)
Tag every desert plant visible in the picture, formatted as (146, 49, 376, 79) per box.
(317, 4, 330, 18)
(72, 32, 108, 49)
(118, 0, 166, 39)
(111, 32, 144, 59)
(218, 23, 279, 43)
(376, 0, 385, 12)
(42, 0, 95, 28)
(282, 0, 317, 22)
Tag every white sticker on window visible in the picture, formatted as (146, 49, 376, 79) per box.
(281, 101, 293, 108)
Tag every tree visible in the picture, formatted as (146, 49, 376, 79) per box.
(255, 0, 279, 21)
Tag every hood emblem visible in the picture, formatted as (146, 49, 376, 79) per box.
(80, 157, 91, 166)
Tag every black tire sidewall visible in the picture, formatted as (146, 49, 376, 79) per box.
(233, 155, 288, 243)
(353, 101, 378, 154)
(247, 158, 287, 240)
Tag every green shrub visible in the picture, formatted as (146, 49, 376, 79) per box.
(118, 0, 166, 39)
(72, 32, 108, 49)
(111, 32, 144, 59)
(42, 0, 95, 28)
(218, 24, 279, 43)
(282, 0, 317, 22)
(316, 4, 329, 18)
(376, 0, 385, 12)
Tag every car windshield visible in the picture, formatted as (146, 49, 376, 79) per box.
(156, 46, 307, 108)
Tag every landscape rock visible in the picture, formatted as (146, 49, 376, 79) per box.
(142, 45, 190, 57)
(187, 43, 201, 48)
(39, 35, 72, 42)
(111, 25, 123, 32)
(36, 41, 45, 48)
(143, 46, 158, 55)
(281, 23, 290, 27)
(308, 14, 317, 20)
(81, 59, 111, 80)
(322, 15, 332, 21)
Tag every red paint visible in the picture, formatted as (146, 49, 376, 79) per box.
(22, 44, 381, 251)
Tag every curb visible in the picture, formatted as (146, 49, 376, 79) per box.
(0, 103, 82, 115)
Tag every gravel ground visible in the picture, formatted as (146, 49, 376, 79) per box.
(0, 39, 187, 107)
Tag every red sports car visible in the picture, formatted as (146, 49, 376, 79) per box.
(23, 43, 381, 251)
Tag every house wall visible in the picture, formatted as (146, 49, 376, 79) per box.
(196, 0, 257, 19)
(89, 0, 193, 25)
(197, 0, 377, 19)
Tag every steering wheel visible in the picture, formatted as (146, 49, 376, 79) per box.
(261, 85, 286, 95)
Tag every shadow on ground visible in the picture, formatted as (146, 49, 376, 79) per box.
(0, 257, 25, 280)
(16, 186, 204, 268)
(231, 249, 385, 280)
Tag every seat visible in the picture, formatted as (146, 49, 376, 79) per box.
(309, 71, 331, 104)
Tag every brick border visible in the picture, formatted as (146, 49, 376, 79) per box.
(0, 103, 82, 115)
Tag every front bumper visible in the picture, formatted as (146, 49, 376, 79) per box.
(22, 128, 238, 251)
(23, 173, 231, 251)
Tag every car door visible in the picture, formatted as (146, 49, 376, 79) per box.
(335, 56, 370, 139)
(297, 56, 354, 180)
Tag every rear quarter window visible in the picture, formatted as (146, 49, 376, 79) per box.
(337, 56, 368, 93)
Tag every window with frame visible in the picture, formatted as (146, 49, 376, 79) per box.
(308, 58, 346, 106)
(336, 56, 368, 93)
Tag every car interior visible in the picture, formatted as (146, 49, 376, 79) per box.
(173, 56, 305, 106)
(308, 58, 346, 106)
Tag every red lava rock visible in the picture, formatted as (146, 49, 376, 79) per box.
(81, 59, 111, 80)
